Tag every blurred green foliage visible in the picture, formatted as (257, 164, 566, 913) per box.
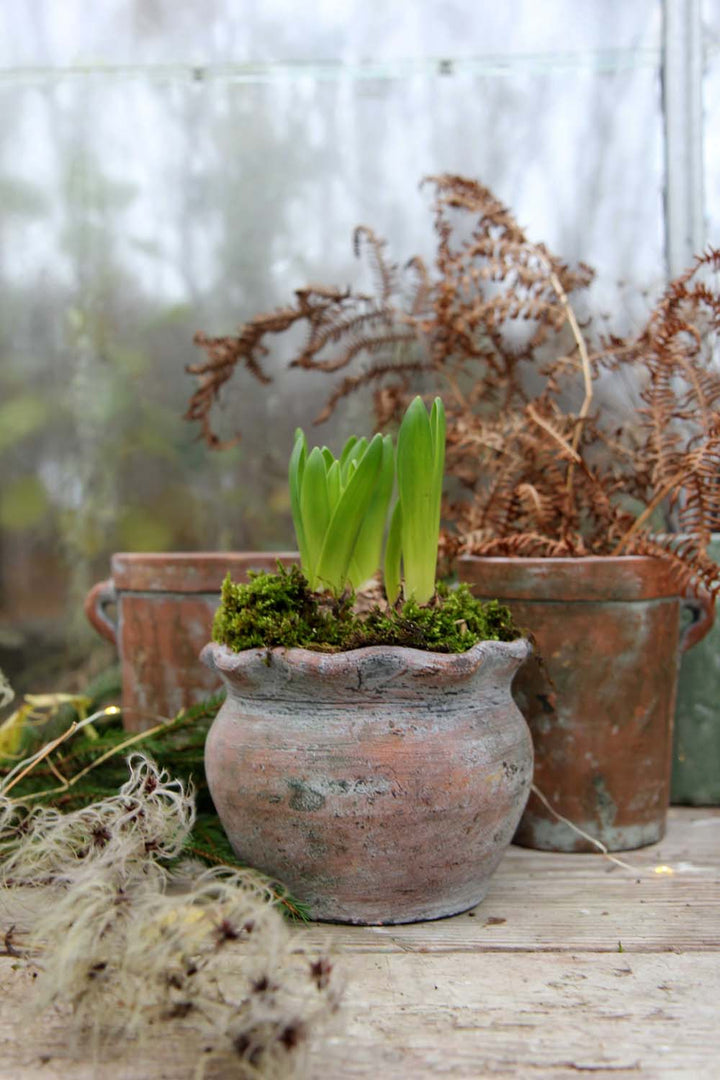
(0, 397, 50, 453)
(0, 68, 347, 691)
(0, 477, 50, 531)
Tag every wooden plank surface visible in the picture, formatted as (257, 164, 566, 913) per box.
(0, 808, 718, 1079)
(313, 952, 719, 1079)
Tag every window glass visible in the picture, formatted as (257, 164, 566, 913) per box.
(0, 0, 665, 687)
(704, 0, 720, 249)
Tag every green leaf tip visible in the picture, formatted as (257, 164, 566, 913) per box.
(395, 395, 446, 604)
(289, 427, 392, 595)
(288, 396, 445, 602)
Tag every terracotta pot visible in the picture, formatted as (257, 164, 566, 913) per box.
(84, 552, 298, 731)
(458, 556, 714, 852)
(202, 638, 533, 924)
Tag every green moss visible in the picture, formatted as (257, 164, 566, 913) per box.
(212, 564, 350, 651)
(212, 566, 520, 654)
(354, 583, 520, 652)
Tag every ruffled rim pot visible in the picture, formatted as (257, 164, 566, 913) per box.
(202, 638, 533, 925)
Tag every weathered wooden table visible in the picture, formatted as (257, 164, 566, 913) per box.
(1, 807, 718, 1078)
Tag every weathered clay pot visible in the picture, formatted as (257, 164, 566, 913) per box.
(459, 556, 714, 852)
(84, 552, 298, 731)
(202, 638, 533, 924)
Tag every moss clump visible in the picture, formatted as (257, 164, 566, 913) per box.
(212, 566, 519, 654)
(212, 565, 352, 651)
(354, 583, 519, 652)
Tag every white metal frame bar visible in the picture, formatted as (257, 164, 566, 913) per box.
(663, 0, 706, 276)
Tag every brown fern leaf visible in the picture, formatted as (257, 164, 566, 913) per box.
(515, 484, 557, 531)
(405, 255, 433, 316)
(312, 359, 430, 425)
(293, 314, 412, 373)
(354, 226, 398, 305)
(187, 176, 720, 597)
(629, 534, 720, 597)
(463, 532, 586, 558)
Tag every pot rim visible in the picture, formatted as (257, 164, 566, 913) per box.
(110, 551, 299, 592)
(458, 553, 667, 565)
(202, 636, 532, 679)
(457, 553, 683, 602)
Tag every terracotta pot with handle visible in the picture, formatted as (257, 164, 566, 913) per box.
(84, 552, 298, 731)
(458, 555, 714, 852)
(203, 637, 533, 924)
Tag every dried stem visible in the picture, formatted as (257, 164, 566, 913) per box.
(18, 715, 183, 804)
(611, 468, 686, 555)
(0, 721, 81, 797)
(526, 404, 582, 463)
(546, 266, 594, 492)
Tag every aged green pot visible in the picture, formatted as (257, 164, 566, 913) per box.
(672, 536, 720, 805)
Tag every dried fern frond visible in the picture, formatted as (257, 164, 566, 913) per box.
(186, 175, 720, 594)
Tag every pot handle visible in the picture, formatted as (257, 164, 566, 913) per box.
(680, 592, 715, 653)
(84, 578, 118, 646)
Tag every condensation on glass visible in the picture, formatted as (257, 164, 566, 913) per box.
(0, 0, 695, 687)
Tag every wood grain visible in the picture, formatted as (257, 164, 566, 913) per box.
(0, 808, 718, 1079)
(312, 952, 719, 1079)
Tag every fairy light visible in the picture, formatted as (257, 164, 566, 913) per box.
(653, 865, 675, 875)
